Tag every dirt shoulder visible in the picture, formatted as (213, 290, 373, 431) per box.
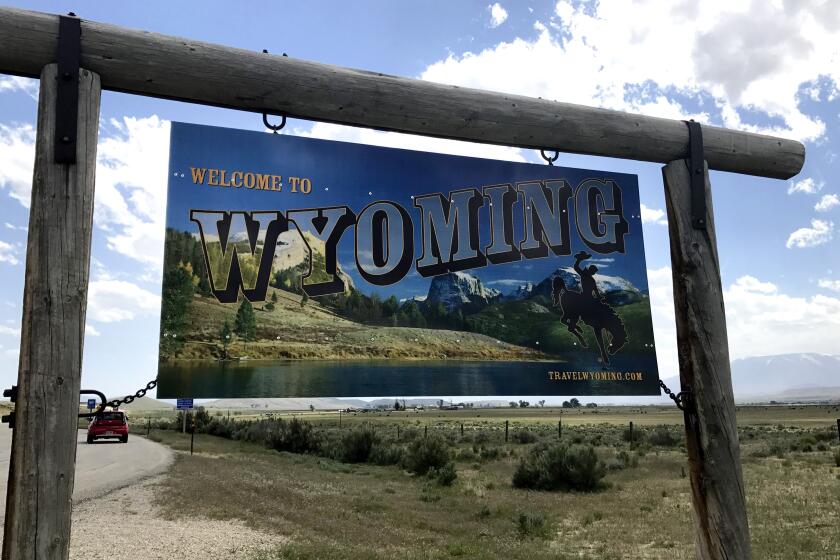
(70, 473, 286, 560)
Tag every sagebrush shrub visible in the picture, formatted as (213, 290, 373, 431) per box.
(516, 512, 549, 538)
(648, 428, 679, 447)
(512, 443, 606, 492)
(369, 443, 404, 466)
(266, 418, 320, 454)
(403, 435, 451, 475)
(340, 427, 378, 463)
(513, 430, 538, 444)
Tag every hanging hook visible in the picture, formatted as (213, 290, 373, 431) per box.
(540, 149, 559, 166)
(261, 49, 287, 134)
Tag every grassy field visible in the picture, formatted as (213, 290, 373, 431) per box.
(138, 405, 840, 559)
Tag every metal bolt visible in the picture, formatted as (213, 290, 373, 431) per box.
(61, 136, 71, 144)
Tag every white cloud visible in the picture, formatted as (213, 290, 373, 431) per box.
(785, 219, 833, 248)
(648, 268, 840, 378)
(0, 123, 36, 207)
(298, 122, 526, 161)
(488, 3, 509, 27)
(0, 76, 38, 99)
(0, 115, 170, 272)
(817, 278, 840, 293)
(640, 203, 667, 225)
(815, 193, 839, 212)
(788, 177, 824, 195)
(421, 0, 840, 141)
(95, 116, 171, 270)
(0, 325, 20, 337)
(0, 241, 20, 266)
(87, 279, 160, 323)
(4, 222, 26, 231)
(85, 324, 101, 337)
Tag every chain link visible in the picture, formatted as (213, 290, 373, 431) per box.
(659, 379, 689, 411)
(105, 379, 157, 409)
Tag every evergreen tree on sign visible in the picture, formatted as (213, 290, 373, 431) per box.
(234, 299, 257, 341)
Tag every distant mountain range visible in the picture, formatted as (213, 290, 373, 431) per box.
(659, 353, 840, 402)
(424, 268, 644, 312)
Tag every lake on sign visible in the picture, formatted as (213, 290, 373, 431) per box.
(156, 356, 659, 399)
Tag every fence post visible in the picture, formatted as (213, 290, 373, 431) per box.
(505, 420, 509, 443)
(147, 418, 151, 437)
(2, 62, 102, 560)
(558, 418, 562, 439)
(460, 423, 464, 437)
(629, 421, 634, 443)
(424, 425, 427, 438)
(836, 419, 839, 445)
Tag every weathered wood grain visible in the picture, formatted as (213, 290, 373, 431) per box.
(662, 160, 751, 559)
(0, 7, 804, 179)
(2, 64, 100, 560)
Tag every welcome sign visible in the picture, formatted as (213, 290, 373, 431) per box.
(157, 122, 660, 398)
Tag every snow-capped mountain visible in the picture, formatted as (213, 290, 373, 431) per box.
(425, 271, 501, 311)
(532, 267, 643, 306)
(504, 282, 534, 301)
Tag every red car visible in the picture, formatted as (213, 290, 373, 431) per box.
(87, 410, 129, 443)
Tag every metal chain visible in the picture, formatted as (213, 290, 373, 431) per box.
(105, 379, 158, 409)
(659, 379, 689, 411)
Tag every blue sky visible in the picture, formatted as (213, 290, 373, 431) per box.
(1, 0, 838, 401)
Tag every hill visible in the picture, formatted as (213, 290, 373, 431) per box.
(174, 286, 549, 362)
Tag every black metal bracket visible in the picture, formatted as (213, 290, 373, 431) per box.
(684, 120, 706, 230)
(3, 385, 17, 403)
(78, 389, 107, 418)
(55, 13, 82, 165)
(2, 385, 17, 429)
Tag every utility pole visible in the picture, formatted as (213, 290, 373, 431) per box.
(2, 53, 102, 560)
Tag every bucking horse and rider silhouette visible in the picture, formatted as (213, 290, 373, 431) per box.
(552, 251, 627, 365)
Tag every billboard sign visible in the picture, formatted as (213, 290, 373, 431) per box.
(157, 122, 660, 398)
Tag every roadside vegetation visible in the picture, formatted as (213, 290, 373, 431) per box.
(139, 404, 840, 559)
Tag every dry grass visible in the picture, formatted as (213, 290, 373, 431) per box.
(145, 406, 840, 560)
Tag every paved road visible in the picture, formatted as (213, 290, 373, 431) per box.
(0, 427, 173, 519)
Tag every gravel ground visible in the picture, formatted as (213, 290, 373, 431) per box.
(70, 476, 287, 559)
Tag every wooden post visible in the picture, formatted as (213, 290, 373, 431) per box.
(147, 418, 151, 437)
(662, 159, 751, 559)
(2, 63, 101, 560)
(629, 421, 634, 443)
(424, 425, 427, 438)
(558, 418, 562, 439)
(836, 419, 839, 445)
(505, 420, 509, 443)
(460, 423, 464, 437)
